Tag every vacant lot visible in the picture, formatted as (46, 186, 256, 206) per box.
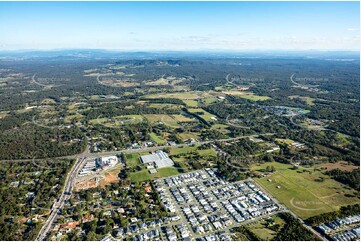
(252, 162, 359, 219)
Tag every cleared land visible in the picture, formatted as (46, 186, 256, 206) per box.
(252, 162, 359, 219)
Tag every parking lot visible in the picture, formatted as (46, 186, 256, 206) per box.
(154, 168, 283, 240)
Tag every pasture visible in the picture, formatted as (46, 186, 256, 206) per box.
(252, 162, 359, 219)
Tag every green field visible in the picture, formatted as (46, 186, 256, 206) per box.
(64, 113, 84, 123)
(169, 146, 198, 156)
(143, 92, 200, 100)
(183, 100, 199, 107)
(129, 167, 180, 182)
(289, 95, 316, 106)
(125, 153, 140, 167)
(188, 108, 217, 121)
(252, 162, 359, 219)
(149, 132, 167, 144)
(89, 114, 144, 126)
(247, 215, 286, 240)
(223, 90, 271, 101)
(143, 114, 181, 128)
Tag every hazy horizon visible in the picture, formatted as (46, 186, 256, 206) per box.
(0, 1, 360, 51)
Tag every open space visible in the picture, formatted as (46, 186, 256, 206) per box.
(252, 162, 359, 219)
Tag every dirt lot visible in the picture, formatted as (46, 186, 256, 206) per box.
(100, 170, 120, 188)
(75, 178, 98, 191)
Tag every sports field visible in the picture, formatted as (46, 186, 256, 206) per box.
(252, 162, 359, 219)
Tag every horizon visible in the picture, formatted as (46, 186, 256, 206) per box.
(0, 1, 360, 51)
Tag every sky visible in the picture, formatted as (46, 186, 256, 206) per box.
(0, 1, 359, 51)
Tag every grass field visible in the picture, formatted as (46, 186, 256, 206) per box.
(150, 132, 167, 144)
(129, 167, 180, 182)
(143, 114, 181, 128)
(289, 95, 316, 106)
(247, 215, 286, 240)
(252, 162, 359, 219)
(188, 108, 217, 121)
(143, 91, 200, 100)
(169, 146, 198, 156)
(201, 97, 218, 105)
(210, 123, 231, 134)
(183, 100, 199, 107)
(223, 90, 270, 101)
(178, 132, 200, 141)
(125, 153, 140, 167)
(148, 103, 180, 109)
(172, 114, 196, 123)
(64, 113, 84, 123)
(89, 115, 144, 126)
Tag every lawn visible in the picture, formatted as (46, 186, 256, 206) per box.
(252, 162, 359, 219)
(149, 132, 167, 145)
(129, 167, 180, 182)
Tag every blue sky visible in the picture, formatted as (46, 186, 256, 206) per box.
(0, 1, 359, 51)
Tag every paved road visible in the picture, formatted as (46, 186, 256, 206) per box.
(36, 157, 89, 241)
(0, 133, 275, 163)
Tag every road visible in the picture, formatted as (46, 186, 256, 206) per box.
(0, 133, 275, 163)
(36, 156, 89, 241)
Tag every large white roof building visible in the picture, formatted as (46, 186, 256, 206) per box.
(141, 150, 174, 168)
